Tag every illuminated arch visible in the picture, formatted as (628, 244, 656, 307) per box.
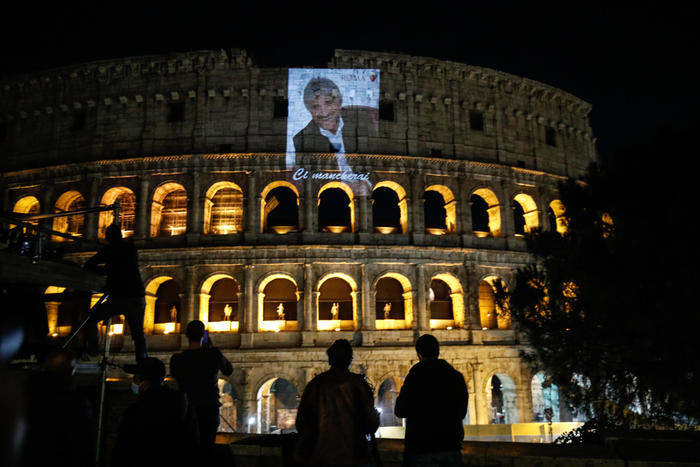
(374, 272, 413, 330)
(318, 182, 355, 233)
(44, 286, 66, 336)
(470, 188, 501, 237)
(425, 185, 457, 234)
(257, 273, 299, 332)
(203, 181, 243, 235)
(373, 181, 408, 234)
(53, 190, 86, 241)
(478, 276, 510, 330)
(317, 273, 358, 331)
(254, 377, 299, 434)
(485, 372, 519, 424)
(151, 182, 187, 237)
(199, 273, 239, 332)
(98, 187, 136, 238)
(430, 272, 465, 329)
(144, 275, 177, 335)
(260, 181, 300, 234)
(513, 193, 539, 235)
(376, 375, 404, 427)
(12, 195, 40, 228)
(548, 199, 568, 235)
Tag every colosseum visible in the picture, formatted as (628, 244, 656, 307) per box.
(1, 48, 595, 435)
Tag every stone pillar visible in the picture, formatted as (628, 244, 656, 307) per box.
(244, 171, 258, 240)
(410, 171, 424, 242)
(180, 266, 198, 343)
(416, 264, 429, 332)
(136, 177, 150, 239)
(518, 367, 535, 423)
(302, 263, 315, 346)
(241, 265, 255, 348)
(236, 368, 257, 433)
(361, 264, 375, 331)
(304, 179, 315, 233)
(46, 301, 60, 336)
(187, 171, 202, 235)
(498, 182, 515, 239)
(84, 175, 101, 240)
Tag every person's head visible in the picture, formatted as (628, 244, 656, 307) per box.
(125, 357, 166, 393)
(185, 320, 206, 342)
(327, 338, 353, 369)
(105, 224, 122, 244)
(415, 334, 439, 360)
(303, 77, 342, 133)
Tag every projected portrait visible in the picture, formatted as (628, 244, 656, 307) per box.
(286, 69, 379, 194)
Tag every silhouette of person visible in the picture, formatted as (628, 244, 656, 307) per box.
(170, 321, 233, 467)
(114, 357, 199, 467)
(22, 349, 95, 467)
(294, 339, 380, 466)
(395, 334, 468, 467)
(83, 223, 147, 363)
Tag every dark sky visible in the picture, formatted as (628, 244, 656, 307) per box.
(1, 2, 697, 160)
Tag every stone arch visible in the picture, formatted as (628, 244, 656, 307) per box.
(98, 186, 136, 239)
(257, 273, 299, 332)
(318, 182, 355, 233)
(12, 195, 40, 228)
(548, 199, 568, 234)
(429, 272, 465, 329)
(260, 180, 300, 234)
(203, 181, 244, 235)
(376, 375, 404, 427)
(218, 378, 238, 432)
(317, 273, 358, 331)
(478, 275, 510, 330)
(52, 190, 86, 240)
(374, 272, 413, 330)
(200, 273, 240, 332)
(151, 182, 187, 237)
(513, 193, 539, 235)
(470, 188, 501, 237)
(485, 372, 519, 424)
(425, 184, 457, 234)
(372, 181, 408, 234)
(531, 372, 561, 423)
(144, 275, 180, 335)
(254, 376, 300, 434)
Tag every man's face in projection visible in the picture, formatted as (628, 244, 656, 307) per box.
(310, 94, 342, 133)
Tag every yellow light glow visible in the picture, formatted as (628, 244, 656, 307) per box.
(317, 320, 353, 331)
(108, 323, 124, 336)
(163, 322, 176, 334)
(208, 321, 240, 332)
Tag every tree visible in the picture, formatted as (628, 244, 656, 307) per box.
(499, 128, 699, 427)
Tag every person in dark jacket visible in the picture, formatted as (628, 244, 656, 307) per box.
(83, 223, 147, 362)
(294, 339, 380, 466)
(113, 357, 199, 467)
(170, 321, 233, 466)
(395, 334, 468, 467)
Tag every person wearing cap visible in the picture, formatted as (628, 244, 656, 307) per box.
(169, 320, 232, 466)
(83, 223, 147, 363)
(394, 334, 468, 467)
(113, 357, 199, 467)
(294, 338, 380, 466)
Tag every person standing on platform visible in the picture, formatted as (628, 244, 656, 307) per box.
(395, 334, 468, 467)
(294, 338, 380, 466)
(170, 320, 233, 466)
(83, 223, 147, 363)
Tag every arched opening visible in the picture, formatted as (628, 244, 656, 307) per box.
(203, 182, 243, 235)
(487, 374, 519, 424)
(318, 183, 354, 233)
(513, 193, 539, 236)
(151, 182, 187, 237)
(318, 275, 356, 331)
(372, 186, 401, 234)
(260, 277, 299, 332)
(218, 379, 237, 432)
(531, 373, 560, 423)
(99, 187, 136, 239)
(424, 185, 456, 235)
(549, 200, 567, 235)
(261, 182, 299, 234)
(430, 279, 453, 322)
(52, 191, 86, 241)
(470, 188, 501, 237)
(429, 273, 465, 329)
(152, 278, 181, 335)
(255, 377, 299, 434)
(201, 275, 239, 332)
(375, 275, 412, 330)
(479, 276, 510, 330)
(12, 195, 40, 229)
(377, 376, 403, 427)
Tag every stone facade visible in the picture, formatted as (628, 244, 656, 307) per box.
(0, 49, 595, 432)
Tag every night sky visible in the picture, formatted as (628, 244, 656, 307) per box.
(1, 3, 697, 162)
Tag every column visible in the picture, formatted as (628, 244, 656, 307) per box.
(242, 265, 255, 333)
(416, 264, 429, 332)
(84, 175, 101, 240)
(361, 264, 375, 331)
(136, 176, 150, 239)
(244, 171, 258, 239)
(187, 171, 202, 235)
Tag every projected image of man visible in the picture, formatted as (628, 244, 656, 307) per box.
(292, 77, 377, 168)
